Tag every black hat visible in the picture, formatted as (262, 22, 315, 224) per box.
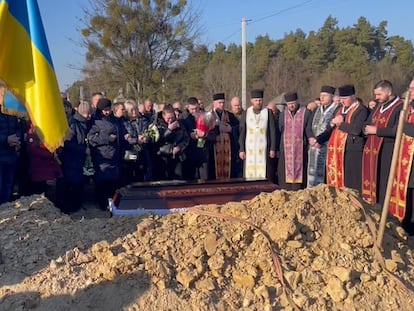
(284, 92, 298, 102)
(320, 85, 335, 95)
(251, 89, 264, 99)
(97, 98, 112, 110)
(213, 93, 225, 101)
(338, 84, 355, 97)
(63, 100, 72, 109)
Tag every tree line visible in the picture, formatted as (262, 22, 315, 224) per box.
(67, 0, 414, 107)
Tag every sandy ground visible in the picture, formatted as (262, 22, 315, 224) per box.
(1, 184, 414, 310)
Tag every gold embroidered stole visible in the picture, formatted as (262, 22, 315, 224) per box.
(245, 107, 268, 178)
(362, 98, 402, 203)
(390, 106, 414, 221)
(212, 110, 231, 179)
(284, 107, 305, 183)
(326, 104, 358, 188)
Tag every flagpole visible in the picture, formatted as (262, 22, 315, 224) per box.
(377, 91, 411, 247)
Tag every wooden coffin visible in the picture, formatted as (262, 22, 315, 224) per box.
(109, 178, 278, 216)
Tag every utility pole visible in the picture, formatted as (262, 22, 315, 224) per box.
(241, 17, 247, 110)
(79, 86, 84, 102)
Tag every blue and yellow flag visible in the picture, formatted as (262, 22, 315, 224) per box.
(0, 0, 68, 152)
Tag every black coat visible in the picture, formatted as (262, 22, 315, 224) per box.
(87, 115, 120, 181)
(365, 98, 402, 204)
(62, 113, 91, 183)
(182, 113, 209, 165)
(0, 110, 20, 164)
(337, 104, 369, 192)
(156, 119, 189, 160)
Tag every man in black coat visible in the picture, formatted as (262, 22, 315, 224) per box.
(182, 97, 210, 180)
(60, 101, 93, 213)
(87, 98, 121, 210)
(155, 106, 189, 180)
(207, 93, 239, 180)
(326, 84, 369, 193)
(0, 82, 21, 204)
(362, 80, 403, 205)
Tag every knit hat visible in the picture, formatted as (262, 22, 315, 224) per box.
(97, 98, 112, 110)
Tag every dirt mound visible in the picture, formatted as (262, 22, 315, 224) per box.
(1, 185, 414, 310)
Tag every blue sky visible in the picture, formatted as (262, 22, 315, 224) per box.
(37, 0, 414, 90)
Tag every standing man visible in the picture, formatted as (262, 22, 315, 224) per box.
(278, 92, 313, 190)
(182, 97, 210, 180)
(229, 96, 243, 177)
(390, 79, 414, 234)
(155, 106, 189, 180)
(362, 80, 403, 205)
(266, 100, 281, 123)
(266, 99, 282, 183)
(307, 85, 340, 187)
(87, 98, 121, 210)
(143, 98, 155, 124)
(208, 93, 238, 179)
(90, 92, 103, 118)
(326, 84, 369, 192)
(230, 96, 243, 121)
(0, 81, 21, 204)
(239, 89, 276, 180)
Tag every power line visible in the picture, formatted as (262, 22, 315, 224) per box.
(220, 28, 241, 43)
(249, 0, 313, 25)
(217, 0, 315, 44)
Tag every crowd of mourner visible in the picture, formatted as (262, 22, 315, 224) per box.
(1, 78, 414, 235)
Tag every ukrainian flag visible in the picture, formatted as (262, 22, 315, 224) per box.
(0, 0, 68, 152)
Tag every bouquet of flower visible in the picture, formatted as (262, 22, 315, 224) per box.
(83, 139, 95, 176)
(83, 155, 95, 176)
(195, 111, 217, 148)
(132, 123, 160, 152)
(145, 123, 160, 143)
(195, 113, 208, 148)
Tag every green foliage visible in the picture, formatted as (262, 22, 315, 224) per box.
(75, 11, 414, 104)
(306, 16, 338, 72)
(80, 0, 200, 101)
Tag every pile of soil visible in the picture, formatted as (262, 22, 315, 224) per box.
(1, 185, 414, 310)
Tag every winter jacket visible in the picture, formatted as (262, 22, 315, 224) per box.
(0, 111, 20, 164)
(87, 115, 120, 181)
(26, 126, 62, 182)
(61, 113, 91, 183)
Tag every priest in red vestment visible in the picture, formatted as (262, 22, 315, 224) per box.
(363, 80, 403, 205)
